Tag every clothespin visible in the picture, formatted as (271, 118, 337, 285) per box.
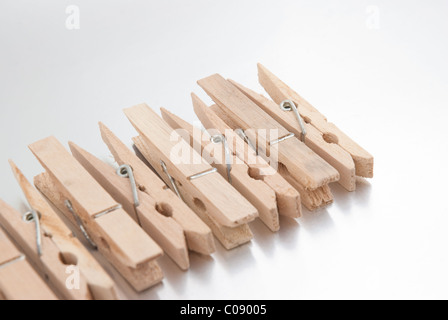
(124, 104, 258, 250)
(197, 74, 340, 211)
(0, 161, 117, 300)
(229, 79, 357, 192)
(0, 227, 57, 300)
(69, 139, 213, 270)
(98, 123, 215, 256)
(29, 136, 164, 292)
(257, 64, 374, 183)
(191, 93, 302, 219)
(161, 107, 281, 232)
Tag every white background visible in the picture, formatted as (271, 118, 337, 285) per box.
(1, 0, 448, 300)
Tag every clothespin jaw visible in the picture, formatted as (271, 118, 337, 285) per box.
(0, 161, 118, 300)
(0, 227, 57, 300)
(257, 63, 374, 179)
(29, 136, 164, 292)
(160, 107, 281, 232)
(125, 104, 257, 249)
(197, 74, 340, 211)
(191, 93, 302, 219)
(69, 141, 191, 270)
(98, 122, 215, 256)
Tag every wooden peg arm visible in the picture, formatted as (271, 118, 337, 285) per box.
(257, 63, 373, 178)
(124, 104, 258, 228)
(30, 136, 163, 291)
(197, 74, 340, 190)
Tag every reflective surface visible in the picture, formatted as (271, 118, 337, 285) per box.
(1, 1, 447, 299)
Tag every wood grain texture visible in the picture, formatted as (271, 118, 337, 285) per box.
(70, 142, 190, 270)
(197, 74, 340, 190)
(257, 63, 373, 178)
(4, 161, 117, 300)
(124, 104, 258, 228)
(0, 228, 57, 300)
(133, 136, 253, 250)
(230, 79, 357, 192)
(99, 123, 215, 255)
(192, 93, 301, 218)
(161, 107, 280, 232)
(30, 137, 163, 291)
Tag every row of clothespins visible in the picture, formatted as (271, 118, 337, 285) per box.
(0, 64, 373, 300)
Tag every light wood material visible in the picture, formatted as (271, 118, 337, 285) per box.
(257, 63, 374, 178)
(133, 135, 254, 250)
(30, 136, 164, 291)
(99, 123, 215, 255)
(198, 74, 339, 190)
(125, 104, 255, 249)
(192, 93, 301, 218)
(210, 104, 334, 210)
(125, 104, 258, 228)
(230, 79, 357, 192)
(161, 107, 280, 232)
(0, 162, 118, 300)
(197, 75, 339, 210)
(70, 142, 190, 270)
(0, 227, 57, 300)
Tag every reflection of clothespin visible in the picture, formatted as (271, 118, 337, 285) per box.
(125, 104, 258, 250)
(197, 74, 340, 211)
(0, 161, 117, 299)
(161, 107, 282, 232)
(0, 227, 57, 300)
(98, 123, 215, 257)
(190, 93, 302, 220)
(29, 136, 164, 292)
(69, 138, 214, 270)
(257, 64, 374, 186)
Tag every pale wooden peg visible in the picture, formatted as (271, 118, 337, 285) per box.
(99, 123, 215, 256)
(133, 137, 253, 250)
(198, 74, 340, 189)
(257, 63, 374, 178)
(124, 104, 257, 249)
(197, 74, 340, 210)
(125, 104, 258, 228)
(210, 104, 335, 210)
(70, 142, 191, 270)
(191, 93, 302, 219)
(133, 136, 254, 250)
(29, 136, 164, 292)
(0, 227, 57, 300)
(0, 161, 118, 300)
(161, 107, 280, 232)
(229, 79, 357, 192)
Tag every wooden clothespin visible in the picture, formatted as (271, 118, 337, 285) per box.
(161, 107, 281, 232)
(257, 64, 374, 183)
(99, 123, 215, 256)
(0, 226, 57, 300)
(197, 74, 340, 211)
(230, 79, 357, 192)
(0, 161, 117, 300)
(191, 93, 302, 219)
(124, 104, 258, 250)
(69, 139, 212, 270)
(29, 136, 164, 292)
